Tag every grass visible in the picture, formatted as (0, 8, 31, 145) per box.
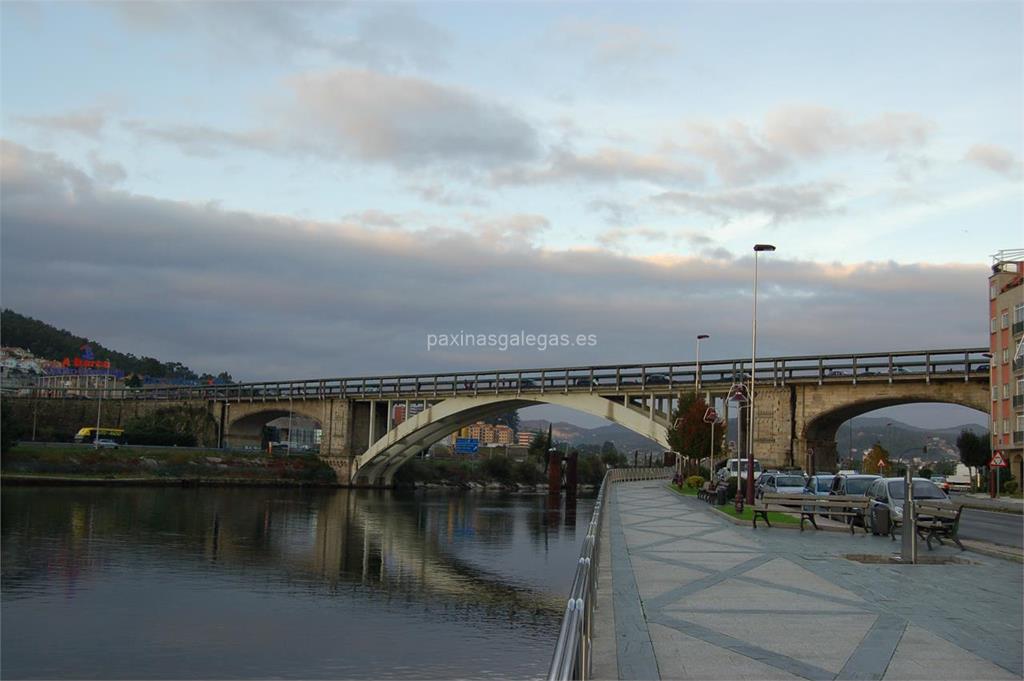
(716, 504, 801, 524)
(667, 483, 699, 496)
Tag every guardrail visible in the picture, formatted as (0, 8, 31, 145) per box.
(21, 348, 989, 403)
(548, 466, 672, 681)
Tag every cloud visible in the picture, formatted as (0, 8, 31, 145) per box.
(493, 147, 704, 186)
(596, 227, 667, 248)
(678, 106, 934, 185)
(87, 151, 127, 185)
(121, 121, 285, 159)
(964, 144, 1023, 179)
(104, 2, 451, 72)
(16, 109, 108, 139)
(0, 140, 987, 381)
(654, 182, 844, 224)
(287, 69, 540, 169)
(551, 18, 678, 66)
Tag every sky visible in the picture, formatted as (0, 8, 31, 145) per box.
(2, 1, 1020, 429)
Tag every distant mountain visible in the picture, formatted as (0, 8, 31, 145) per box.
(519, 419, 663, 452)
(519, 414, 988, 462)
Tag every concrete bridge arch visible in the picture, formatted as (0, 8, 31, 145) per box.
(354, 393, 672, 486)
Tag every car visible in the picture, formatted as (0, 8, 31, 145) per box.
(755, 472, 807, 499)
(864, 477, 951, 536)
(974, 364, 990, 372)
(804, 474, 836, 496)
(929, 475, 951, 492)
(644, 374, 670, 386)
(93, 438, 119, 449)
(574, 377, 600, 387)
(828, 473, 882, 523)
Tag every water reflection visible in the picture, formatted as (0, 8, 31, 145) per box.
(1, 487, 592, 679)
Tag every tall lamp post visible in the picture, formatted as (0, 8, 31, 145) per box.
(695, 333, 710, 394)
(747, 243, 776, 504)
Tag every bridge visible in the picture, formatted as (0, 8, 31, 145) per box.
(21, 347, 992, 486)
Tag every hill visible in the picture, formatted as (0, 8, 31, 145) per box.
(520, 414, 988, 463)
(0, 309, 231, 382)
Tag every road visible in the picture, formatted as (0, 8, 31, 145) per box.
(959, 508, 1024, 548)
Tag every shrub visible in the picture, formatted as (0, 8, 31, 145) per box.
(1003, 480, 1019, 495)
(686, 475, 705, 489)
(725, 477, 738, 499)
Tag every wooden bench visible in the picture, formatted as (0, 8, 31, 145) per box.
(753, 494, 870, 533)
(912, 501, 964, 550)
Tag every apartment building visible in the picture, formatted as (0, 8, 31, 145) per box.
(989, 249, 1024, 483)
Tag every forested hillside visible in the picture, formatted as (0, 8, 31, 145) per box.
(1, 309, 231, 381)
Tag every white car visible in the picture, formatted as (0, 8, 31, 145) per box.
(93, 439, 119, 449)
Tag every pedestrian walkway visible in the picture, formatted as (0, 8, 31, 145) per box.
(593, 481, 1023, 680)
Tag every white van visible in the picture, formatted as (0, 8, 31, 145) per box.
(716, 457, 762, 482)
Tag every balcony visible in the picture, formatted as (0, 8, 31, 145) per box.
(1015, 395, 1024, 408)
(1014, 320, 1024, 336)
(1014, 431, 1024, 445)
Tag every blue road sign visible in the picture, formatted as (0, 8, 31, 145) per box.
(455, 438, 479, 454)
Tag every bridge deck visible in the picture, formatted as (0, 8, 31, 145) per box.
(595, 480, 1021, 680)
(28, 347, 988, 402)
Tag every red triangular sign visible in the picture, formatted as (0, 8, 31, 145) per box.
(990, 452, 1007, 468)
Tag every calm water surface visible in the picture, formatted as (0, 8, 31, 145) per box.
(1, 486, 593, 679)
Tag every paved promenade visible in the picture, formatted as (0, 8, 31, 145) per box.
(593, 481, 1023, 680)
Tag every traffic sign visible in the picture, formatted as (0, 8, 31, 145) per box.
(990, 452, 1008, 468)
(455, 438, 479, 454)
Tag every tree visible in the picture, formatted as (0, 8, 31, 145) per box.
(863, 444, 890, 475)
(918, 468, 933, 479)
(1, 401, 23, 454)
(484, 410, 519, 432)
(956, 430, 990, 484)
(667, 393, 723, 471)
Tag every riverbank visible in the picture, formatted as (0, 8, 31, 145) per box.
(1, 443, 337, 484)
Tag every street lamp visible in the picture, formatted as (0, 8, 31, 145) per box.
(695, 334, 710, 394)
(747, 243, 776, 504)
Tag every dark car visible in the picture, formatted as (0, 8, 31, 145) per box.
(828, 474, 881, 524)
(574, 377, 600, 387)
(644, 374, 670, 386)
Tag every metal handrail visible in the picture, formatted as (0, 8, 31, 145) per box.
(547, 466, 673, 680)
(25, 348, 990, 402)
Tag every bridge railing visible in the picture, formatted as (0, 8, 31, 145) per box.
(21, 347, 989, 401)
(548, 466, 672, 681)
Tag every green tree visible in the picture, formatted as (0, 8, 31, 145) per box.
(918, 467, 933, 479)
(1, 401, 23, 454)
(484, 410, 520, 432)
(667, 393, 723, 470)
(956, 429, 990, 484)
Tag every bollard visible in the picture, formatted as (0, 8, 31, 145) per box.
(900, 468, 916, 563)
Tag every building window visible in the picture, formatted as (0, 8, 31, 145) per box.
(1004, 383, 1011, 399)
(1004, 419, 1010, 435)
(1004, 349, 1010, 364)
(1017, 378, 1023, 395)
(1002, 312, 1010, 329)
(993, 386, 1000, 400)
(1016, 303, 1024, 324)
(991, 317, 998, 333)
(991, 284, 998, 300)
(1017, 415, 1024, 432)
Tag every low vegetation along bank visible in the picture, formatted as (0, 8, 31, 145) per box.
(1, 444, 337, 485)
(1, 444, 612, 490)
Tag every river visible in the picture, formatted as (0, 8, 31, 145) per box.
(1, 486, 593, 679)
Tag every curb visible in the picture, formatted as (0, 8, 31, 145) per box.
(705, 505, 854, 532)
(961, 539, 1024, 563)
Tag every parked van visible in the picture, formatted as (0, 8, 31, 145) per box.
(716, 457, 762, 482)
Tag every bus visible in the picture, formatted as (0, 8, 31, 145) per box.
(74, 427, 125, 444)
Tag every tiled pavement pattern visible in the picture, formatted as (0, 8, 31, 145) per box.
(595, 481, 1023, 681)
